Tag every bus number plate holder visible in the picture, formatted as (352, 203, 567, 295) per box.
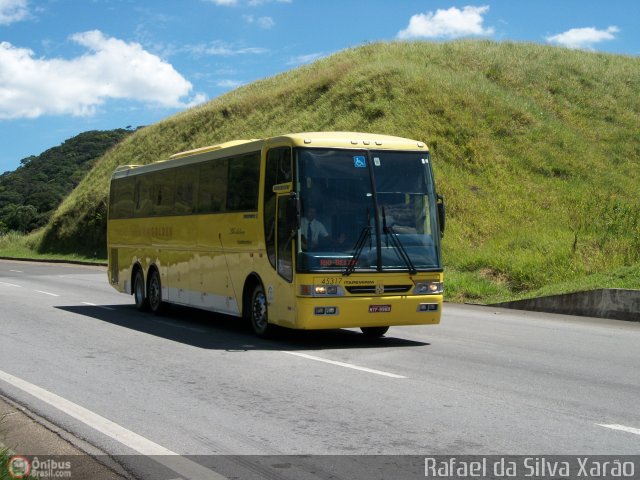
(369, 305, 391, 313)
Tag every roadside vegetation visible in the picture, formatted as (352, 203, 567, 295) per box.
(4, 40, 639, 303)
(0, 231, 104, 264)
(0, 447, 36, 480)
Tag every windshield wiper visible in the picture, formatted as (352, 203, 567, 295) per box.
(382, 206, 417, 275)
(342, 213, 372, 276)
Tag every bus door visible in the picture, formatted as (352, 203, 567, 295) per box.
(263, 146, 296, 327)
(265, 193, 296, 326)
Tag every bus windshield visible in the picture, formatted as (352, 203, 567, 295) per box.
(295, 148, 441, 273)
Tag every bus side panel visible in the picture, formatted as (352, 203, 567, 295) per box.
(107, 219, 138, 294)
(220, 212, 261, 318)
(164, 216, 196, 305)
(196, 212, 260, 316)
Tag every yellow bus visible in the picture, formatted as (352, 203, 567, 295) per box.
(107, 132, 445, 337)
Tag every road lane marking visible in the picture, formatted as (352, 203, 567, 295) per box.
(9, 270, 23, 273)
(281, 351, 406, 378)
(36, 290, 60, 297)
(0, 282, 22, 287)
(598, 424, 640, 436)
(0, 369, 226, 480)
(82, 302, 116, 311)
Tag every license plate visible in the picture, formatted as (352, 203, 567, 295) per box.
(369, 305, 391, 313)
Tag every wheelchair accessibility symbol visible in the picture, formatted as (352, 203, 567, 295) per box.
(353, 156, 366, 168)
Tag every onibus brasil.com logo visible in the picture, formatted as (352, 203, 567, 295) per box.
(6, 456, 72, 478)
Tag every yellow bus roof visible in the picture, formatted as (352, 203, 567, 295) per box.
(112, 132, 428, 180)
(267, 132, 428, 150)
(169, 139, 258, 159)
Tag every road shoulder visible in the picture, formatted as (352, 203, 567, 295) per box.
(0, 394, 131, 479)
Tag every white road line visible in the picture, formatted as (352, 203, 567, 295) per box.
(82, 302, 116, 311)
(9, 270, 23, 273)
(0, 369, 226, 480)
(0, 281, 22, 287)
(281, 351, 406, 379)
(598, 424, 640, 436)
(35, 290, 60, 297)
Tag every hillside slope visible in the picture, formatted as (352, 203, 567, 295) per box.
(38, 40, 640, 302)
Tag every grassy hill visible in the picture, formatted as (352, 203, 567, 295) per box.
(36, 40, 640, 302)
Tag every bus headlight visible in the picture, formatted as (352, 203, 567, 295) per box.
(300, 285, 345, 296)
(413, 281, 443, 295)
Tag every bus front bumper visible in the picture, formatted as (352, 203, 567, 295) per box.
(294, 295, 442, 330)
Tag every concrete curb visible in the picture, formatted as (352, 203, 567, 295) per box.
(491, 288, 640, 321)
(0, 256, 106, 267)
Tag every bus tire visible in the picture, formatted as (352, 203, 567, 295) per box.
(133, 268, 148, 311)
(360, 326, 389, 337)
(249, 284, 271, 337)
(147, 268, 165, 315)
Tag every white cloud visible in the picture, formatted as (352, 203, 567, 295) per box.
(243, 14, 275, 29)
(216, 79, 244, 88)
(546, 26, 619, 50)
(184, 41, 268, 56)
(0, 0, 29, 25)
(397, 5, 494, 40)
(0, 31, 205, 119)
(205, 0, 291, 6)
(205, 0, 238, 5)
(286, 52, 324, 66)
(248, 0, 291, 5)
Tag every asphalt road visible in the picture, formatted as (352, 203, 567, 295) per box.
(0, 259, 638, 479)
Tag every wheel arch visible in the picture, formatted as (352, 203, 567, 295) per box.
(146, 263, 160, 290)
(130, 262, 145, 295)
(242, 272, 264, 319)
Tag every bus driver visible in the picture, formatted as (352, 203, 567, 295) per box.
(301, 207, 329, 250)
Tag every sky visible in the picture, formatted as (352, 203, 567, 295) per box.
(0, 0, 638, 175)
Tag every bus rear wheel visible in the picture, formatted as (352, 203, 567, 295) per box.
(133, 268, 148, 311)
(148, 269, 165, 315)
(360, 326, 389, 337)
(249, 284, 271, 337)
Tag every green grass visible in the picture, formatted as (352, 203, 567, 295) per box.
(33, 40, 640, 303)
(0, 231, 106, 264)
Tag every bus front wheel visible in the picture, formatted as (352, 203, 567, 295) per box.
(133, 268, 148, 311)
(148, 269, 165, 315)
(360, 326, 389, 337)
(249, 284, 271, 337)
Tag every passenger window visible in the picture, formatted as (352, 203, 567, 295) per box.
(152, 170, 175, 216)
(110, 177, 134, 219)
(175, 166, 198, 214)
(134, 175, 153, 217)
(198, 159, 227, 213)
(227, 152, 260, 211)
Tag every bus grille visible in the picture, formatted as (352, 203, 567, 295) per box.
(345, 285, 412, 295)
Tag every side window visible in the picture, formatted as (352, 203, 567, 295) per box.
(175, 165, 198, 215)
(198, 159, 227, 213)
(227, 152, 260, 211)
(152, 170, 175, 216)
(110, 177, 135, 219)
(134, 174, 153, 217)
(264, 147, 291, 268)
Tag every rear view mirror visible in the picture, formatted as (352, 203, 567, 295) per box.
(437, 194, 445, 237)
